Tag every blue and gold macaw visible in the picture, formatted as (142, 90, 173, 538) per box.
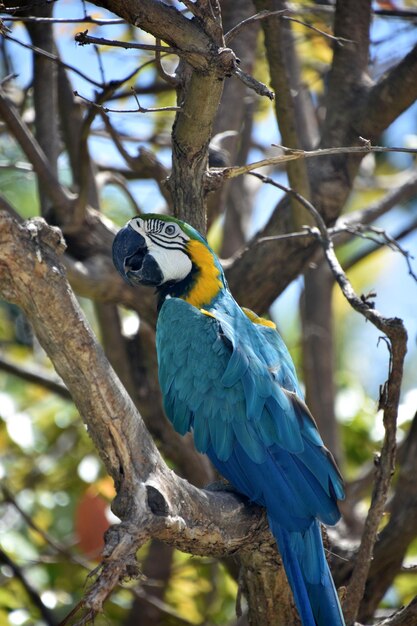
(112, 213, 345, 626)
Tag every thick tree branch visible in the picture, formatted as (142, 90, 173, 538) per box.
(0, 213, 269, 621)
(87, 0, 237, 234)
(87, 0, 219, 72)
(321, 0, 372, 148)
(361, 43, 417, 139)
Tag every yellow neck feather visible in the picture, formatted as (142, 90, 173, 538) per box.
(241, 307, 277, 329)
(184, 240, 222, 308)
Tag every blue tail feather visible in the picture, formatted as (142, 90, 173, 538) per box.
(269, 517, 345, 626)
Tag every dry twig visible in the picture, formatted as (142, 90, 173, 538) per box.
(218, 143, 417, 180)
(74, 30, 177, 54)
(73, 89, 181, 114)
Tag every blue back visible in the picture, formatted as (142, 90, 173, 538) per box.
(156, 291, 345, 626)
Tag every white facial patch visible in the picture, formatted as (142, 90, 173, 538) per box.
(149, 246, 192, 283)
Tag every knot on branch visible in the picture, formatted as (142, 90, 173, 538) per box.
(146, 484, 170, 517)
(74, 30, 89, 46)
(214, 47, 238, 79)
(26, 217, 66, 256)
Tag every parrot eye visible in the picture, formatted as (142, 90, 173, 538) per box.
(164, 224, 177, 236)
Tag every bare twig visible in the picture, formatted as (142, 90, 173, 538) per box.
(256, 228, 315, 245)
(0, 72, 16, 87)
(333, 170, 417, 243)
(74, 89, 181, 114)
(224, 8, 354, 46)
(96, 171, 141, 214)
(73, 67, 142, 227)
(94, 43, 106, 85)
(225, 9, 287, 44)
(179, 0, 200, 18)
(255, 217, 417, 289)
(98, 113, 171, 205)
(233, 67, 274, 100)
(74, 31, 177, 54)
(282, 15, 354, 46)
(219, 142, 417, 179)
(341, 224, 417, 283)
(128, 584, 194, 626)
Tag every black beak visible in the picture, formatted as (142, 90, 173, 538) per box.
(112, 225, 163, 287)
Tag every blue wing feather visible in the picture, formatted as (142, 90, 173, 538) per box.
(157, 295, 345, 626)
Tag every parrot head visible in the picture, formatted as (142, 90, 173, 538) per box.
(112, 214, 225, 307)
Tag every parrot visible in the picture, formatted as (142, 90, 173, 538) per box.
(112, 213, 345, 626)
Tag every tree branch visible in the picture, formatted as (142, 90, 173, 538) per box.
(380, 596, 417, 626)
(225, 148, 417, 312)
(4, 33, 103, 88)
(355, 412, 417, 621)
(87, 0, 218, 72)
(321, 0, 372, 148)
(217, 144, 417, 180)
(333, 170, 417, 243)
(361, 42, 417, 139)
(74, 31, 177, 53)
